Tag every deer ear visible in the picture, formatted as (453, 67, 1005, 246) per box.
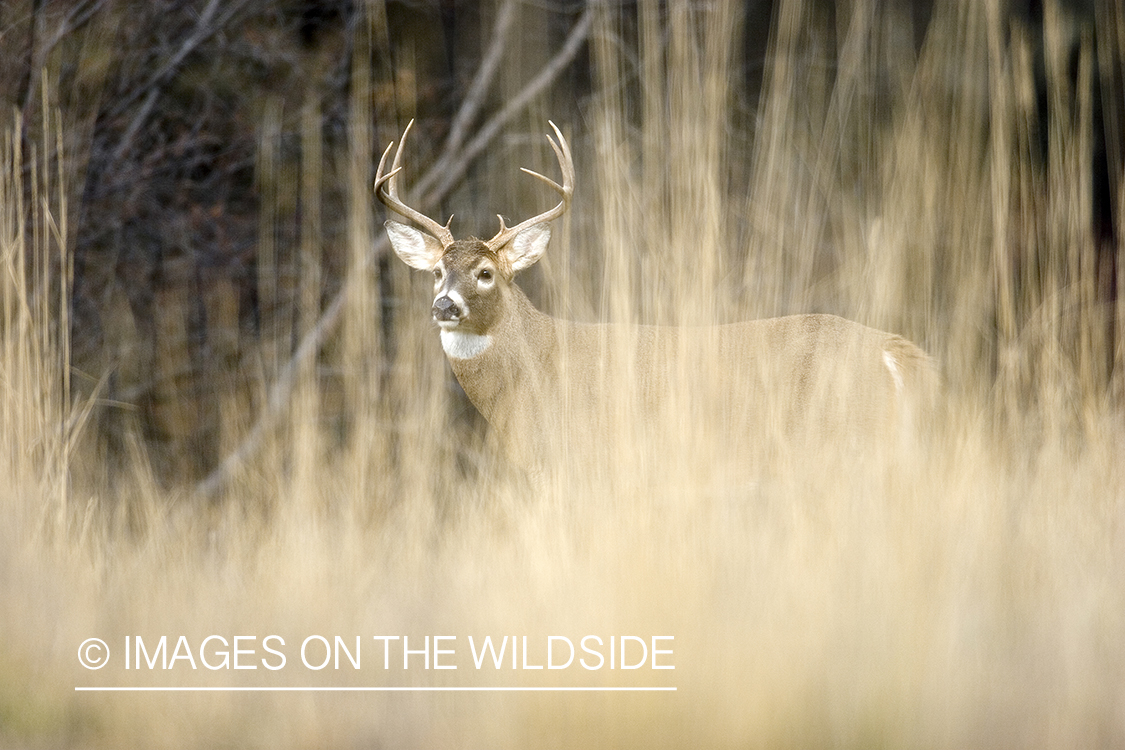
(385, 220, 444, 270)
(507, 223, 551, 274)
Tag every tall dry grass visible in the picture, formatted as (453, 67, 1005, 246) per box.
(3, 0, 1124, 748)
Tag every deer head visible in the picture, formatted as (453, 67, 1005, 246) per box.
(375, 121, 574, 340)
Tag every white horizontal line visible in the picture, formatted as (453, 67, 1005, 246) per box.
(76, 686, 676, 692)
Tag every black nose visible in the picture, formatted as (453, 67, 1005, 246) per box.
(432, 296, 461, 321)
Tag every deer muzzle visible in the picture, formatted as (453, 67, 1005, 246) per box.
(432, 295, 463, 324)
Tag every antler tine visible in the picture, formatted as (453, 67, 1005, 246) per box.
(485, 121, 574, 252)
(374, 120, 455, 248)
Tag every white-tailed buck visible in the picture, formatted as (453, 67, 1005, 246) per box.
(375, 122, 935, 478)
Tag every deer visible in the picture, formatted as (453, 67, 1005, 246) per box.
(374, 121, 936, 482)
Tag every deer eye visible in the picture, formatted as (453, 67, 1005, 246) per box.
(478, 269, 492, 282)
(433, 268, 443, 281)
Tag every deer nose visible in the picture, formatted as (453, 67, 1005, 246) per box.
(432, 295, 462, 322)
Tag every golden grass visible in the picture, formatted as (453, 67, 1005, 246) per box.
(3, 0, 1124, 748)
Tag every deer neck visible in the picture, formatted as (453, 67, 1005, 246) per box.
(441, 284, 558, 423)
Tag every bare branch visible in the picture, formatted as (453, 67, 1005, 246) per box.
(19, 0, 112, 114)
(444, 0, 518, 156)
(110, 0, 223, 116)
(419, 6, 592, 203)
(193, 262, 359, 500)
(109, 0, 253, 159)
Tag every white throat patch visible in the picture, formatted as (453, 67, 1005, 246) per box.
(441, 329, 492, 360)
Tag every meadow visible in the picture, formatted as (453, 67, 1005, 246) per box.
(2, 0, 1123, 747)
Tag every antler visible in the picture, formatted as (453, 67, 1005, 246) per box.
(374, 120, 455, 248)
(485, 121, 574, 252)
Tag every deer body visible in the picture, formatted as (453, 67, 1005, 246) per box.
(445, 289, 927, 471)
(375, 123, 935, 477)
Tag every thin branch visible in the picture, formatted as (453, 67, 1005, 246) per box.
(20, 0, 110, 105)
(110, 86, 159, 162)
(42, 0, 108, 57)
(192, 262, 359, 500)
(108, 0, 252, 160)
(418, 6, 593, 203)
(444, 0, 518, 156)
(110, 0, 223, 116)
